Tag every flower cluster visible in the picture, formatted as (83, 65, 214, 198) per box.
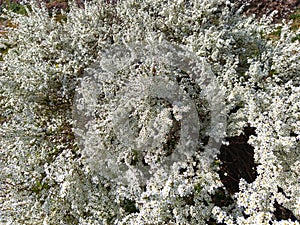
(0, 0, 299, 224)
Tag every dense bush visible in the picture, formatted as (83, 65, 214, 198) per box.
(0, 0, 299, 224)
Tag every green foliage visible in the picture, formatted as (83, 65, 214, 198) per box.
(131, 149, 139, 165)
(3, 2, 28, 15)
(194, 183, 203, 193)
(272, 26, 282, 36)
(292, 34, 300, 42)
(289, 12, 300, 20)
(31, 180, 50, 194)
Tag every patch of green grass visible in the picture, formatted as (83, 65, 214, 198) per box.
(263, 9, 300, 42)
(274, 10, 300, 42)
(3, 2, 28, 15)
(290, 9, 300, 31)
(272, 26, 282, 36)
(290, 12, 300, 20)
(267, 26, 282, 41)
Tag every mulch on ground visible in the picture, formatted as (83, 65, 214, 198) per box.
(233, 0, 300, 22)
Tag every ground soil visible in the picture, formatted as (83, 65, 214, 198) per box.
(233, 0, 300, 22)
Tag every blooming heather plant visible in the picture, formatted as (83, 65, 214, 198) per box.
(73, 40, 227, 187)
(0, 0, 299, 224)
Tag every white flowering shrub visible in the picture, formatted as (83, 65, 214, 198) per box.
(0, 0, 299, 224)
